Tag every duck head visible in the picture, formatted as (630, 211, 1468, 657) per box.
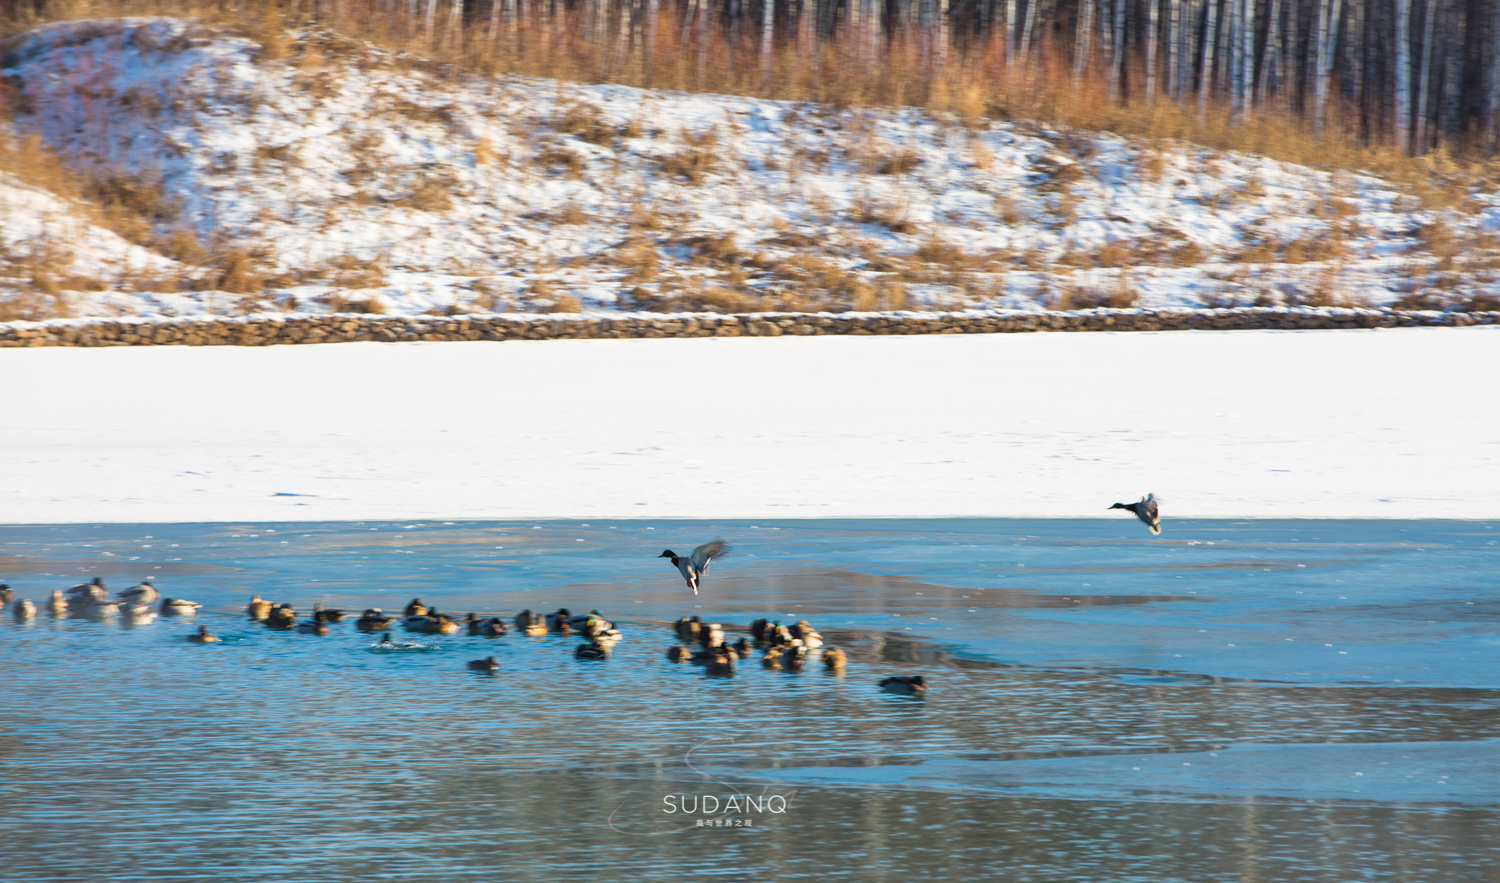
(658, 550, 678, 561)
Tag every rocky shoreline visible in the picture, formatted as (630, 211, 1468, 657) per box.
(2, 307, 1497, 347)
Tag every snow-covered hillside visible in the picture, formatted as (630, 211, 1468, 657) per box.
(3, 16, 1498, 319)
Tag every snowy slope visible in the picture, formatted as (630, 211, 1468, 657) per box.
(2, 329, 1497, 523)
(3, 17, 1497, 319)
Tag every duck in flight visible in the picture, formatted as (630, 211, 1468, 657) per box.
(1109, 493, 1161, 535)
(658, 541, 731, 595)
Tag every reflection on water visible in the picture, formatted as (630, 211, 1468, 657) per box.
(1, 518, 1498, 880)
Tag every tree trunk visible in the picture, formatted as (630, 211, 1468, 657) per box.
(1075, 0, 1095, 77)
(1198, 0, 1219, 115)
(1414, 0, 1437, 151)
(1313, 0, 1343, 137)
(424, 0, 439, 47)
(1146, 0, 1160, 98)
(1167, 0, 1180, 97)
(1256, 0, 1282, 105)
(760, 0, 774, 81)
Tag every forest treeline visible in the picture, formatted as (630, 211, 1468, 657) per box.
(3, 0, 1499, 160)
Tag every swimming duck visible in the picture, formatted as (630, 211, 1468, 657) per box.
(46, 590, 67, 615)
(356, 608, 394, 631)
(81, 598, 122, 618)
(265, 604, 297, 629)
(187, 625, 220, 643)
(122, 602, 156, 624)
(1109, 493, 1161, 535)
(821, 647, 847, 669)
(479, 617, 508, 637)
(67, 578, 109, 608)
(658, 541, 731, 595)
(575, 640, 610, 660)
(666, 644, 691, 663)
(313, 603, 347, 623)
(12, 598, 36, 620)
(513, 610, 547, 636)
(119, 579, 158, 606)
(703, 647, 736, 677)
(467, 656, 500, 671)
(791, 620, 823, 648)
(159, 597, 202, 616)
(546, 608, 573, 631)
(404, 598, 428, 617)
(674, 615, 702, 643)
(765, 624, 795, 647)
(731, 637, 753, 659)
(247, 595, 273, 620)
(696, 622, 725, 650)
(0, 584, 12, 607)
(404, 614, 459, 635)
(781, 644, 810, 672)
(297, 611, 331, 635)
(749, 618, 769, 642)
(577, 614, 615, 639)
(761, 646, 784, 669)
(880, 675, 928, 696)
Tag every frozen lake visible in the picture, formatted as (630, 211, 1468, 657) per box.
(2, 518, 1498, 880)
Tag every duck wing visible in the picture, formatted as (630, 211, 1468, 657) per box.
(688, 541, 731, 573)
(1141, 494, 1161, 533)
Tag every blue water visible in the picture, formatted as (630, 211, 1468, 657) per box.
(2, 518, 1498, 881)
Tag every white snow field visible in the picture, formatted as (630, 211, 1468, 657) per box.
(2, 328, 1497, 524)
(4, 17, 1500, 320)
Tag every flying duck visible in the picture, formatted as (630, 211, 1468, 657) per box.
(880, 675, 928, 696)
(658, 541, 731, 595)
(1109, 493, 1161, 535)
(467, 656, 500, 671)
(186, 625, 220, 643)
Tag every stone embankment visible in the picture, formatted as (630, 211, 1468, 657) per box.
(2, 307, 1496, 347)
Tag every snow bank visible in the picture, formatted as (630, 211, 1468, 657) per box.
(2, 327, 1495, 523)
(4, 17, 1495, 319)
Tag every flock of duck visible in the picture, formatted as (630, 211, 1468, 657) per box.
(0, 536, 929, 696)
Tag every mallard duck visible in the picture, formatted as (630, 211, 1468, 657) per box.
(791, 620, 823, 648)
(546, 608, 573, 631)
(731, 637, 753, 659)
(12, 598, 36, 620)
(356, 608, 394, 631)
(781, 644, 810, 671)
(697, 622, 725, 650)
(404, 598, 428, 617)
(674, 615, 702, 643)
(578, 614, 614, 639)
(119, 579, 158, 605)
(704, 648, 736, 677)
(821, 647, 847, 669)
(467, 656, 500, 671)
(247, 595, 272, 620)
(46, 590, 67, 615)
(1109, 493, 1161, 535)
(765, 624, 794, 647)
(666, 644, 691, 663)
(658, 541, 731, 595)
(313, 603, 347, 623)
(67, 578, 109, 608)
(404, 614, 457, 635)
(187, 625, 220, 643)
(0, 584, 12, 607)
(749, 618, 769, 642)
(575, 640, 610, 660)
(880, 675, 928, 695)
(513, 610, 547, 636)
(480, 617, 508, 637)
(761, 646, 784, 669)
(159, 597, 202, 616)
(122, 602, 156, 624)
(297, 611, 331, 635)
(265, 604, 297, 629)
(81, 598, 122, 618)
